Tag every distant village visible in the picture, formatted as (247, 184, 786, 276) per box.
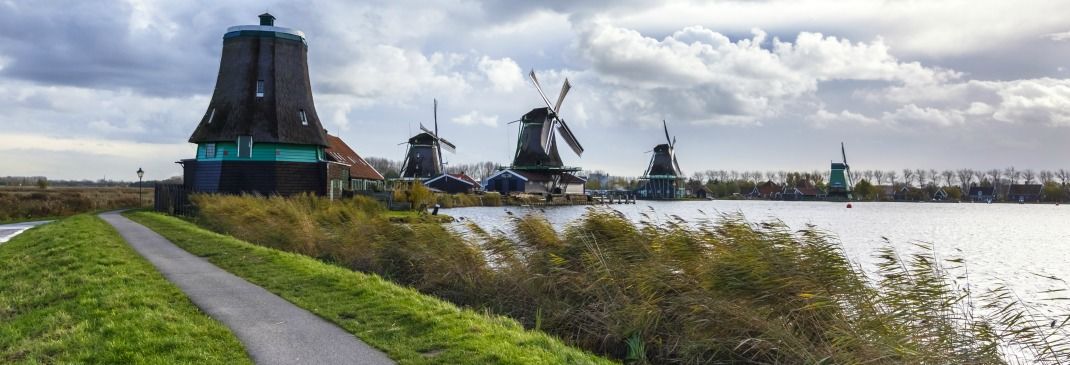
(582, 168, 1068, 203)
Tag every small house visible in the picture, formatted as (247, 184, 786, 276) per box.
(484, 169, 586, 196)
(1006, 184, 1043, 203)
(324, 134, 385, 193)
(690, 186, 710, 199)
(782, 185, 823, 200)
(894, 186, 922, 201)
(966, 186, 995, 202)
(876, 185, 896, 201)
(749, 181, 782, 199)
(932, 187, 949, 201)
(424, 173, 478, 194)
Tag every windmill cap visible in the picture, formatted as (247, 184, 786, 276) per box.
(224, 14, 306, 43)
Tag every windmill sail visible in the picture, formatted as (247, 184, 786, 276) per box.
(512, 70, 583, 169)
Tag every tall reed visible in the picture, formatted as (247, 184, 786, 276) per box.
(0, 187, 147, 222)
(190, 194, 1070, 364)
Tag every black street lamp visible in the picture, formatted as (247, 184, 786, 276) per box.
(136, 167, 144, 207)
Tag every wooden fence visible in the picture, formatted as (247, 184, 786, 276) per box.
(154, 183, 194, 217)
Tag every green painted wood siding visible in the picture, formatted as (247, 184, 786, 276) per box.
(197, 143, 320, 162)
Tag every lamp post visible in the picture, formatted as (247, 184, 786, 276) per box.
(136, 167, 144, 207)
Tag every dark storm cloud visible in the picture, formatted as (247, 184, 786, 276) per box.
(0, 1, 228, 96)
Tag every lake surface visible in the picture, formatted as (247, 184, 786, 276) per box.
(445, 200, 1070, 305)
(0, 220, 51, 244)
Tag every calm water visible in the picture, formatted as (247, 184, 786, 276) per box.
(445, 200, 1070, 303)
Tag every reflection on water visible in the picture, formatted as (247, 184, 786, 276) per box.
(446, 200, 1070, 305)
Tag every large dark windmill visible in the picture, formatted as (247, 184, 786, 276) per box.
(181, 13, 339, 196)
(400, 100, 456, 180)
(827, 142, 855, 199)
(510, 70, 584, 169)
(638, 120, 685, 199)
(485, 70, 587, 197)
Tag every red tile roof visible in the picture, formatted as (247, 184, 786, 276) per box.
(449, 173, 479, 186)
(755, 181, 781, 195)
(325, 134, 384, 181)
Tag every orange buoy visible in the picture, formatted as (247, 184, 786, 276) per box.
(846, 203, 853, 208)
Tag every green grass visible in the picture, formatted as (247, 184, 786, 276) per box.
(0, 215, 250, 364)
(124, 210, 613, 365)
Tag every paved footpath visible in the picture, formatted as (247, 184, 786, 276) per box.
(99, 211, 394, 365)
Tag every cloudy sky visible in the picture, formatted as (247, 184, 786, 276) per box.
(2, 0, 1069, 181)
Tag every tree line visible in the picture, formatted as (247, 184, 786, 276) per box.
(584, 168, 1070, 202)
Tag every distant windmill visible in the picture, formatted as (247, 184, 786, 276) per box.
(485, 70, 586, 198)
(399, 99, 456, 180)
(828, 142, 854, 198)
(639, 120, 684, 199)
(509, 70, 584, 168)
(643, 120, 683, 177)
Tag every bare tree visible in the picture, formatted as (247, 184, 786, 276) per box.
(1022, 169, 1036, 184)
(902, 169, 916, 186)
(956, 169, 974, 191)
(941, 170, 954, 187)
(887, 170, 898, 186)
(1039, 170, 1054, 184)
(915, 169, 928, 186)
(1004, 167, 1018, 184)
(704, 170, 716, 182)
(811, 170, 826, 185)
(873, 170, 884, 185)
(1058, 169, 1070, 186)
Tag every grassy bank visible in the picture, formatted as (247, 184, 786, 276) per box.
(0, 187, 150, 223)
(0, 215, 249, 364)
(180, 193, 1070, 364)
(125, 210, 612, 365)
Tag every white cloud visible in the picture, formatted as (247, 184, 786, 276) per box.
(451, 110, 498, 127)
(576, 22, 953, 125)
(612, 0, 1070, 57)
(989, 79, 1070, 126)
(860, 78, 1070, 127)
(478, 56, 523, 92)
(0, 132, 190, 157)
(773, 33, 960, 84)
(1044, 31, 1070, 41)
(807, 108, 879, 127)
(318, 45, 471, 105)
(882, 104, 965, 126)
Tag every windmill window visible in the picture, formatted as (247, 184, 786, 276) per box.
(299, 109, 308, 126)
(205, 143, 216, 158)
(206, 108, 216, 124)
(256, 80, 265, 97)
(237, 136, 252, 158)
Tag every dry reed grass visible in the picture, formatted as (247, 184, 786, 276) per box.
(0, 187, 149, 222)
(191, 194, 1070, 364)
